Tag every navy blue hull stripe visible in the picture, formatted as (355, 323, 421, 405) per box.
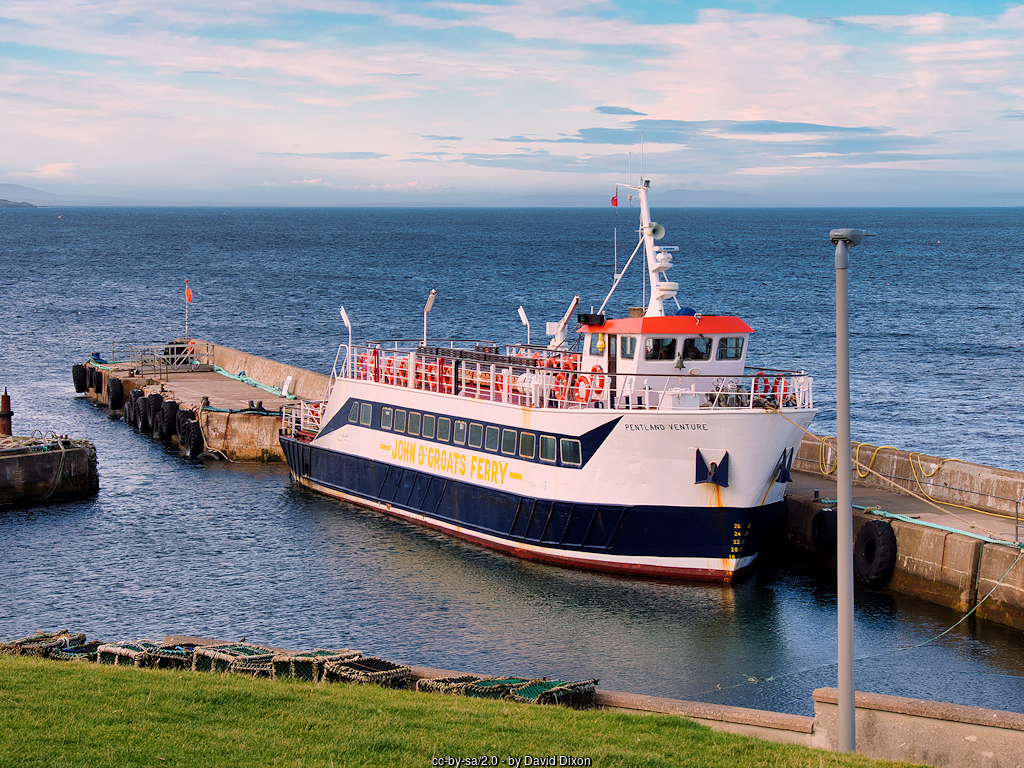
(281, 436, 782, 561)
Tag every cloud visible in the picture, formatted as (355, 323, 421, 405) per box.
(263, 151, 388, 160)
(594, 106, 646, 115)
(421, 134, 463, 141)
(13, 163, 77, 180)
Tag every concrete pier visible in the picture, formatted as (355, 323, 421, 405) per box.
(786, 433, 1024, 632)
(0, 435, 99, 505)
(79, 339, 328, 461)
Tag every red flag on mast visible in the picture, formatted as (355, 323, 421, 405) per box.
(610, 195, 618, 207)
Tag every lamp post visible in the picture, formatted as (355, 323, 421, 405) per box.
(518, 305, 530, 345)
(339, 306, 352, 377)
(423, 289, 437, 346)
(829, 228, 873, 753)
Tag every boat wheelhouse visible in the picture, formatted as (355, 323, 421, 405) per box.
(280, 179, 816, 581)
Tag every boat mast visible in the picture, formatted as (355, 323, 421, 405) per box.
(636, 181, 679, 318)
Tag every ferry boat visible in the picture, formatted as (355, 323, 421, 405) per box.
(280, 180, 816, 581)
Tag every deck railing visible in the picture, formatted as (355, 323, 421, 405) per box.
(325, 342, 813, 412)
(126, 341, 214, 378)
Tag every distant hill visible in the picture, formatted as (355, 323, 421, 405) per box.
(0, 198, 38, 208)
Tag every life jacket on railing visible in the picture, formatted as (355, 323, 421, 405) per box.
(397, 358, 409, 387)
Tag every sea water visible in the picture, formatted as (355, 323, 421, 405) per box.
(1, 205, 1022, 715)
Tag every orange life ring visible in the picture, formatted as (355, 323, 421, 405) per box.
(397, 358, 409, 387)
(753, 372, 771, 396)
(773, 376, 788, 401)
(590, 364, 605, 398)
(562, 355, 576, 372)
(371, 349, 381, 383)
(494, 371, 504, 396)
(427, 361, 439, 392)
(415, 359, 425, 389)
(554, 371, 569, 402)
(442, 363, 454, 394)
(384, 356, 395, 385)
(574, 375, 591, 403)
(357, 352, 369, 379)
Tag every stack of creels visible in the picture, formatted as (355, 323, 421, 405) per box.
(192, 643, 279, 676)
(321, 656, 411, 688)
(272, 648, 361, 683)
(1, 630, 88, 658)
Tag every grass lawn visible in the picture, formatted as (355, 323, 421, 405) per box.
(0, 655, 923, 768)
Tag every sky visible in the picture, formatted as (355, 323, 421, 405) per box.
(2, 0, 1024, 205)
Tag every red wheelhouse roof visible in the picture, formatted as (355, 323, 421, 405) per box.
(580, 315, 754, 335)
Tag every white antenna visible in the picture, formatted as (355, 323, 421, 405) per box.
(339, 306, 352, 376)
(640, 131, 644, 180)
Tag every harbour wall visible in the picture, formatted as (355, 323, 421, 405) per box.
(0, 438, 99, 506)
(787, 435, 1024, 631)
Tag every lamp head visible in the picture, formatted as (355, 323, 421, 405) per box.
(830, 229, 875, 247)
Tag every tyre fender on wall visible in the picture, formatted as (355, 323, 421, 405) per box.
(854, 520, 898, 585)
(811, 507, 837, 551)
(107, 378, 124, 411)
(72, 364, 88, 393)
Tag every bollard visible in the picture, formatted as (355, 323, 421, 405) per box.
(0, 388, 12, 436)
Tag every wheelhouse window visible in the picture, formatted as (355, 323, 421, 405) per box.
(407, 411, 421, 436)
(620, 336, 637, 360)
(717, 337, 745, 360)
(380, 407, 393, 430)
(681, 336, 712, 361)
(645, 337, 677, 361)
(348, 402, 360, 423)
(589, 333, 608, 357)
(359, 403, 373, 426)
(453, 420, 467, 445)
(560, 438, 582, 467)
(437, 417, 451, 442)
(422, 414, 436, 439)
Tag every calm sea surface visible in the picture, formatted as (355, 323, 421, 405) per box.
(1, 205, 1023, 716)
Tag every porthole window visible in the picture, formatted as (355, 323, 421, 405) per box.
(381, 407, 393, 430)
(560, 438, 582, 466)
(437, 417, 451, 442)
(422, 414, 436, 439)
(359, 402, 372, 426)
(348, 402, 360, 423)
(453, 420, 467, 445)
(408, 411, 421, 436)
(501, 429, 517, 455)
(539, 435, 557, 462)
(468, 422, 483, 449)
(485, 425, 499, 452)
(520, 432, 536, 459)
(394, 409, 407, 433)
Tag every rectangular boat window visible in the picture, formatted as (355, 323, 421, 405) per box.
(539, 435, 557, 462)
(422, 414, 436, 439)
(485, 425, 499, 452)
(589, 333, 607, 357)
(560, 438, 582, 467)
(620, 336, 637, 360)
(681, 336, 712, 361)
(437, 417, 451, 442)
(520, 432, 536, 459)
(501, 429, 516, 455)
(407, 411, 421, 436)
(645, 337, 677, 361)
(717, 337, 745, 360)
(348, 402, 360, 423)
(394, 409, 407, 433)
(468, 422, 483, 449)
(453, 420, 467, 445)
(359, 402, 372, 426)
(381, 407, 393, 430)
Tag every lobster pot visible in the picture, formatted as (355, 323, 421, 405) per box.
(462, 678, 533, 700)
(271, 649, 361, 682)
(97, 640, 160, 667)
(148, 643, 198, 670)
(321, 657, 411, 688)
(415, 675, 487, 695)
(191, 643, 277, 675)
(1, 630, 85, 657)
(49, 641, 105, 663)
(505, 679, 599, 708)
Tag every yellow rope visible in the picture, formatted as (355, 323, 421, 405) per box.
(771, 407, 1016, 541)
(854, 442, 899, 478)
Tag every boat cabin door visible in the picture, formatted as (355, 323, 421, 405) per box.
(607, 335, 617, 407)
